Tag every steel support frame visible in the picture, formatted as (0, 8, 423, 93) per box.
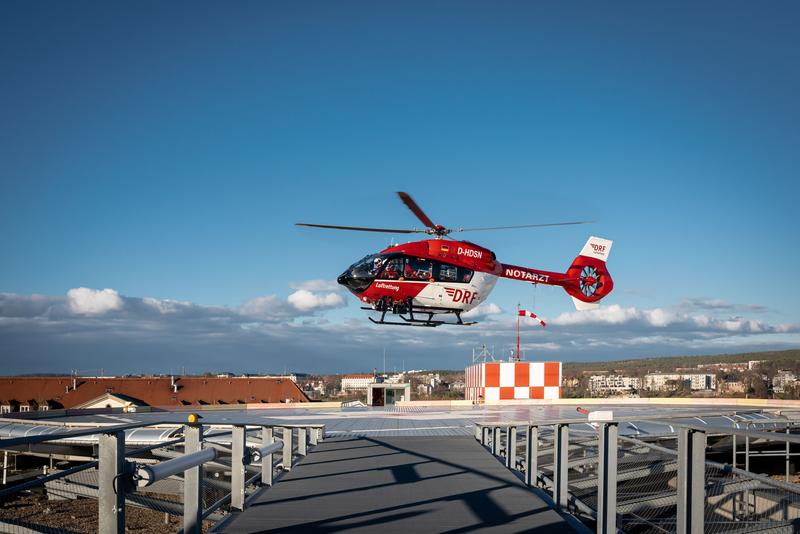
(262, 426, 274, 486)
(298, 427, 307, 456)
(596, 422, 618, 534)
(553, 423, 569, 511)
(281, 427, 293, 470)
(492, 426, 501, 456)
(98, 431, 127, 534)
(525, 425, 538, 486)
(677, 427, 706, 534)
(506, 427, 517, 468)
(231, 425, 246, 511)
(183, 424, 203, 534)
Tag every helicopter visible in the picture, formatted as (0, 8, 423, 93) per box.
(297, 192, 613, 327)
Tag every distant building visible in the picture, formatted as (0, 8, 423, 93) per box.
(588, 375, 641, 396)
(0, 376, 309, 412)
(644, 373, 716, 392)
(720, 381, 746, 394)
(341, 374, 374, 392)
(449, 380, 465, 392)
(773, 370, 797, 394)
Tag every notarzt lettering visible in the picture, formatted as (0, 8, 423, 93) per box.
(504, 268, 550, 283)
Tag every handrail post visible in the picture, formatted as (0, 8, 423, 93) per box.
(482, 426, 490, 447)
(597, 422, 618, 534)
(506, 426, 517, 469)
(298, 427, 308, 456)
(525, 425, 538, 486)
(183, 423, 203, 534)
(262, 427, 274, 486)
(677, 427, 706, 534)
(281, 427, 293, 470)
(98, 430, 126, 534)
(553, 423, 569, 511)
(231, 425, 246, 511)
(492, 426, 501, 456)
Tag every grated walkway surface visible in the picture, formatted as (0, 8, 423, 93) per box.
(220, 436, 574, 533)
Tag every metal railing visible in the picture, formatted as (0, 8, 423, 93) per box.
(476, 415, 800, 534)
(0, 420, 325, 534)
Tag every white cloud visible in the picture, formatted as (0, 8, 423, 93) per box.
(463, 303, 503, 319)
(288, 280, 341, 292)
(67, 288, 123, 315)
(287, 290, 346, 312)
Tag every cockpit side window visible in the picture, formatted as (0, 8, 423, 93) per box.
(377, 257, 403, 280)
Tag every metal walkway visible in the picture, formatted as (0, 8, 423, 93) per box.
(219, 436, 575, 533)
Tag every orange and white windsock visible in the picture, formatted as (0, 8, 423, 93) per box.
(518, 309, 546, 327)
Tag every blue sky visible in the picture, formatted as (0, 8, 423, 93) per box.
(1, 1, 798, 374)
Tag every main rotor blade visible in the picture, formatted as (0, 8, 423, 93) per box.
(296, 223, 423, 234)
(455, 221, 594, 232)
(397, 191, 437, 230)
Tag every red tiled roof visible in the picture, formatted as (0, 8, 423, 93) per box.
(0, 376, 309, 408)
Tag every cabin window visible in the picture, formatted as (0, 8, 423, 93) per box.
(404, 257, 433, 280)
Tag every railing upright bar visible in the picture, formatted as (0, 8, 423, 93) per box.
(492, 426, 501, 456)
(553, 424, 569, 511)
(262, 426, 274, 486)
(596, 422, 618, 534)
(507, 427, 517, 469)
(298, 427, 308, 456)
(677, 427, 706, 534)
(231, 425, 246, 511)
(98, 431, 126, 534)
(310, 426, 318, 446)
(525, 425, 538, 486)
(282, 427, 293, 470)
(183, 424, 203, 534)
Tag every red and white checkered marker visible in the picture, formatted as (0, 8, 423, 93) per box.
(518, 309, 546, 327)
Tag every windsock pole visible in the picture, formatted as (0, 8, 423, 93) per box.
(516, 303, 521, 361)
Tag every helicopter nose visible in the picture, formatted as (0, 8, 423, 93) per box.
(337, 273, 349, 286)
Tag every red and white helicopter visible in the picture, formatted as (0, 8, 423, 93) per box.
(298, 192, 614, 327)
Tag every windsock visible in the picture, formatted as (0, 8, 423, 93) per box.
(518, 309, 546, 328)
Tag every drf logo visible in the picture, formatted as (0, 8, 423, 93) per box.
(590, 243, 606, 254)
(445, 287, 478, 304)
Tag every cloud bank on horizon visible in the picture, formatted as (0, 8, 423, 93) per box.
(1, 284, 797, 375)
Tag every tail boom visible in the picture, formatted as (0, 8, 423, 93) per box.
(497, 236, 614, 310)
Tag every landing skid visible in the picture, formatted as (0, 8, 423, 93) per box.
(363, 305, 476, 328)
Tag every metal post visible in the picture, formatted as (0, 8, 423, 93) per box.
(231, 425, 246, 511)
(298, 427, 308, 456)
(732, 434, 736, 469)
(482, 426, 490, 447)
(2, 450, 7, 485)
(492, 426, 501, 456)
(282, 427, 293, 470)
(786, 427, 791, 483)
(677, 427, 706, 534)
(553, 424, 569, 511)
(98, 431, 126, 534)
(525, 426, 538, 486)
(310, 426, 318, 446)
(183, 424, 203, 534)
(262, 427, 274, 486)
(597, 423, 618, 534)
(745, 422, 750, 472)
(506, 427, 517, 469)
